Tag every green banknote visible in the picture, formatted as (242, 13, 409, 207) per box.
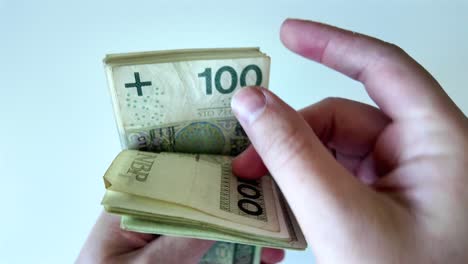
(102, 48, 306, 263)
(201, 242, 261, 264)
(125, 118, 249, 155)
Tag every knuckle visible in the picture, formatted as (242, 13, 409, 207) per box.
(385, 42, 405, 55)
(369, 42, 416, 81)
(378, 42, 410, 64)
(319, 97, 347, 107)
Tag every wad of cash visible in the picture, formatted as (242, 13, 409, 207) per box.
(101, 48, 307, 263)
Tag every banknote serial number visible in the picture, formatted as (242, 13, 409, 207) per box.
(197, 107, 232, 118)
(198, 64, 262, 95)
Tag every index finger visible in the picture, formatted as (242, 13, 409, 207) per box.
(280, 19, 456, 120)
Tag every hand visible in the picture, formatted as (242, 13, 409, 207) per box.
(77, 212, 284, 263)
(231, 19, 468, 263)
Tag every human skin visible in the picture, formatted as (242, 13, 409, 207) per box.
(231, 19, 468, 263)
(78, 18, 468, 264)
(76, 212, 284, 263)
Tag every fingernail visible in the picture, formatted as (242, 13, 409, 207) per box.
(231, 87, 266, 125)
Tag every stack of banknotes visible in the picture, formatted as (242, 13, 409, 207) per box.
(101, 48, 306, 263)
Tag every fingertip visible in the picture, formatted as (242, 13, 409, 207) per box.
(279, 18, 297, 49)
(231, 86, 267, 126)
(281, 17, 315, 34)
(261, 248, 285, 263)
(280, 18, 331, 62)
(232, 145, 268, 179)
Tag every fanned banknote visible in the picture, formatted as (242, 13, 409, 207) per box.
(103, 150, 306, 249)
(102, 48, 306, 263)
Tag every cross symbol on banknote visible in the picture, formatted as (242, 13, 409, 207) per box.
(125, 72, 152, 96)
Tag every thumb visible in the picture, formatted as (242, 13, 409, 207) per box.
(231, 87, 381, 245)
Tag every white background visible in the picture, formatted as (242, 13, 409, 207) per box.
(1, 0, 467, 263)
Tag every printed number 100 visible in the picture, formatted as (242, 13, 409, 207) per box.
(198, 64, 262, 95)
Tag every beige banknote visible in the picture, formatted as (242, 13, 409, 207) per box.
(105, 48, 269, 155)
(102, 150, 306, 250)
(102, 48, 306, 263)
